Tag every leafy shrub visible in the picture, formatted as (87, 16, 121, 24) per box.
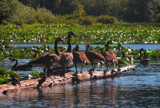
(155, 13, 160, 22)
(79, 16, 96, 25)
(0, 69, 20, 84)
(118, 59, 130, 65)
(8, 70, 20, 80)
(9, 1, 59, 24)
(0, 0, 18, 23)
(0, 76, 10, 84)
(97, 15, 119, 24)
(2, 20, 10, 25)
(63, 14, 76, 20)
(73, 5, 86, 18)
(30, 71, 40, 79)
(10, 1, 37, 24)
(0, 68, 7, 76)
(65, 19, 77, 25)
(36, 8, 58, 24)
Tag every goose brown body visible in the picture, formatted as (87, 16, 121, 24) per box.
(85, 44, 104, 70)
(103, 51, 117, 62)
(101, 40, 117, 70)
(73, 44, 90, 74)
(28, 37, 63, 76)
(59, 32, 77, 73)
(9, 58, 32, 71)
(28, 53, 60, 68)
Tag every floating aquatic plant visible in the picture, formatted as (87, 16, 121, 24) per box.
(0, 68, 20, 84)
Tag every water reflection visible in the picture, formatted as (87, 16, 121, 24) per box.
(0, 62, 160, 107)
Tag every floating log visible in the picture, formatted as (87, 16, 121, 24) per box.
(0, 65, 136, 94)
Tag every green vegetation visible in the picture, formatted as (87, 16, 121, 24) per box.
(1, 0, 160, 85)
(0, 0, 160, 25)
(30, 71, 45, 79)
(0, 24, 160, 61)
(0, 24, 159, 44)
(0, 68, 20, 84)
(155, 14, 160, 22)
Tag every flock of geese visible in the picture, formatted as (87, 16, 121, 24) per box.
(9, 31, 150, 78)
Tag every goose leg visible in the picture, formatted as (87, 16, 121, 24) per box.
(74, 63, 78, 76)
(80, 64, 83, 73)
(43, 67, 47, 77)
(105, 62, 108, 71)
(91, 62, 94, 70)
(63, 66, 67, 76)
(47, 67, 50, 77)
(93, 64, 96, 70)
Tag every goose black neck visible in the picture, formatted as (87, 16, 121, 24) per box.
(66, 35, 71, 52)
(143, 50, 146, 59)
(33, 50, 37, 58)
(75, 45, 79, 51)
(101, 48, 104, 55)
(86, 46, 89, 51)
(140, 49, 143, 56)
(122, 50, 125, 59)
(105, 42, 110, 51)
(140, 48, 144, 59)
(12, 59, 18, 69)
(54, 39, 59, 56)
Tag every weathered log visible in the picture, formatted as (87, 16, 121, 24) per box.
(0, 65, 136, 94)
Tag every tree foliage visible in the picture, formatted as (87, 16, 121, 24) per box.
(0, 0, 160, 23)
(0, 0, 18, 23)
(73, 5, 86, 17)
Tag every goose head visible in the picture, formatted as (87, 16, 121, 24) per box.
(140, 48, 144, 55)
(9, 58, 17, 63)
(105, 40, 113, 51)
(105, 40, 113, 47)
(85, 43, 92, 51)
(68, 31, 77, 38)
(56, 37, 63, 42)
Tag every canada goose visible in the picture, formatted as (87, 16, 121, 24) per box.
(59, 32, 77, 74)
(28, 37, 63, 76)
(85, 43, 105, 70)
(101, 40, 117, 70)
(73, 44, 90, 75)
(121, 49, 134, 64)
(9, 58, 32, 71)
(140, 48, 150, 67)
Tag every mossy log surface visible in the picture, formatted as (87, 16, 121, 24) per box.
(0, 65, 136, 94)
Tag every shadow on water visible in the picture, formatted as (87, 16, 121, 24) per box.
(0, 66, 160, 108)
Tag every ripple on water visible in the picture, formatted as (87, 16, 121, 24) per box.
(0, 60, 160, 107)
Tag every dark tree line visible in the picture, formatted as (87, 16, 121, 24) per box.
(1, 0, 160, 23)
(18, 0, 160, 22)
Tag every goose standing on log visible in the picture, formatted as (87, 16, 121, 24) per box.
(140, 48, 150, 67)
(59, 32, 77, 75)
(28, 37, 63, 76)
(101, 40, 117, 70)
(85, 44, 105, 70)
(73, 44, 90, 76)
(9, 58, 32, 71)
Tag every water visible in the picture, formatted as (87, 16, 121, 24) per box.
(0, 59, 92, 80)
(1, 44, 160, 107)
(10, 44, 160, 50)
(0, 61, 160, 107)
